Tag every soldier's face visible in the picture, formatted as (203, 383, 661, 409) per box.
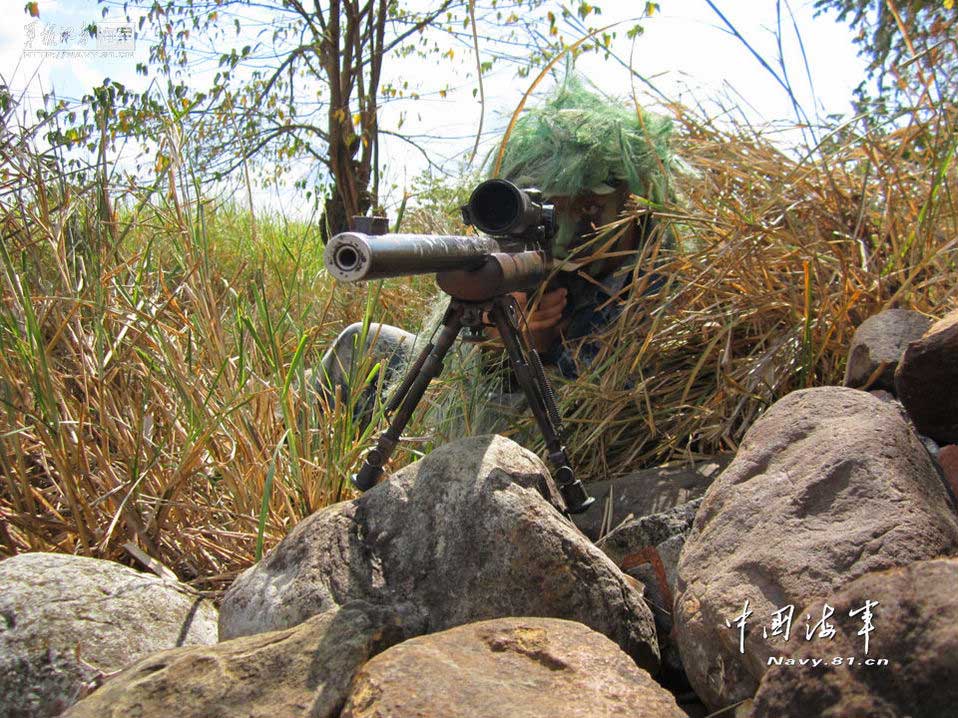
(550, 188, 636, 272)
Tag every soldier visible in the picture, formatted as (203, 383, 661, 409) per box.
(318, 75, 678, 432)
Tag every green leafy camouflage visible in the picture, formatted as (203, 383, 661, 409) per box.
(495, 75, 676, 205)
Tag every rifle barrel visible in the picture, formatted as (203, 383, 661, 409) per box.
(325, 232, 500, 282)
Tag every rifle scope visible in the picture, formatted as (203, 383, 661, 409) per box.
(460, 179, 554, 240)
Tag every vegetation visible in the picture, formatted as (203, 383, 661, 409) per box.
(2, 2, 955, 594)
(814, 0, 956, 98)
(56, 0, 624, 239)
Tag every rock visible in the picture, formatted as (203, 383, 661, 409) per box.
(573, 457, 728, 541)
(673, 387, 958, 711)
(843, 309, 933, 391)
(598, 499, 703, 695)
(868, 390, 942, 458)
(64, 601, 423, 718)
(598, 498, 701, 631)
(938, 444, 958, 499)
(895, 309, 958, 444)
(340, 617, 687, 718)
(751, 557, 958, 718)
(599, 498, 702, 572)
(220, 434, 660, 672)
(0, 552, 218, 718)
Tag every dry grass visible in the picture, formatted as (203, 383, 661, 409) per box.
(535, 99, 958, 478)
(1, 72, 955, 596)
(0, 116, 433, 592)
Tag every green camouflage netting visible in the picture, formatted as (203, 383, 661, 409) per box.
(495, 75, 675, 205)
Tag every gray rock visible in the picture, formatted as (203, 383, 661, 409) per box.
(751, 557, 958, 718)
(220, 434, 660, 672)
(573, 457, 728, 541)
(598, 499, 703, 694)
(0, 552, 217, 718)
(598, 498, 702, 574)
(843, 309, 933, 391)
(673, 387, 958, 711)
(65, 601, 425, 718)
(598, 498, 701, 618)
(895, 309, 958, 444)
(340, 617, 688, 718)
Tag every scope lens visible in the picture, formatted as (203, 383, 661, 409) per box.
(471, 181, 520, 233)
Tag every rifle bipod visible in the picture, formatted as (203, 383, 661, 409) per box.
(351, 295, 595, 515)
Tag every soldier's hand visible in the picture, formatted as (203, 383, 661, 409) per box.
(517, 288, 568, 333)
(482, 289, 566, 353)
(520, 288, 568, 353)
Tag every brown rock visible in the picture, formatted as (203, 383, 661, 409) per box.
(64, 601, 426, 718)
(220, 435, 659, 672)
(843, 309, 932, 391)
(751, 558, 958, 718)
(895, 309, 958, 444)
(938, 444, 958, 499)
(340, 617, 688, 718)
(673, 387, 958, 711)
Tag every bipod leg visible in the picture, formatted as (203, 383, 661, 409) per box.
(488, 296, 594, 515)
(352, 301, 463, 490)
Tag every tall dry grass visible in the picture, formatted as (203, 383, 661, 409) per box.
(0, 109, 435, 591)
(534, 98, 957, 478)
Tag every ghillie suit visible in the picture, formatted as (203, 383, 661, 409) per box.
(491, 75, 680, 377)
(495, 74, 677, 261)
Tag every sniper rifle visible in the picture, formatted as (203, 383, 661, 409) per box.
(323, 179, 594, 515)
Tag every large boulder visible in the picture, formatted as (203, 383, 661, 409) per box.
(0, 552, 218, 718)
(220, 434, 660, 672)
(573, 458, 726, 541)
(673, 387, 958, 711)
(842, 309, 932, 391)
(751, 557, 958, 718)
(64, 601, 425, 718)
(340, 617, 687, 718)
(896, 309, 958, 444)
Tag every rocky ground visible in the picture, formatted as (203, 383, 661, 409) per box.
(1, 307, 956, 718)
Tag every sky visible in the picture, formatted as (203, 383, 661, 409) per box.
(2, 0, 869, 217)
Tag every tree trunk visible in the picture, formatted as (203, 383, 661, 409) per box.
(320, 175, 373, 242)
